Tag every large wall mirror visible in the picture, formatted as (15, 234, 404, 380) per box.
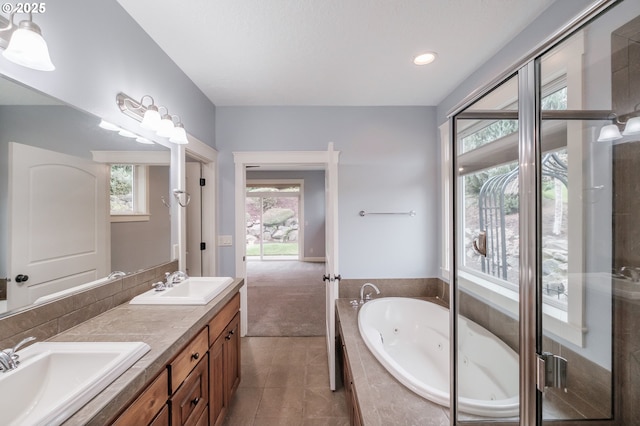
(0, 75, 173, 315)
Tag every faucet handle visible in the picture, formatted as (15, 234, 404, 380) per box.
(5, 336, 36, 366)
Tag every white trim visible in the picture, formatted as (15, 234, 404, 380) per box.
(439, 121, 451, 282)
(234, 149, 336, 339)
(110, 214, 150, 223)
(91, 150, 170, 165)
(303, 257, 326, 263)
(184, 136, 218, 276)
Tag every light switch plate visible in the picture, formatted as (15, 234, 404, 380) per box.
(218, 235, 233, 246)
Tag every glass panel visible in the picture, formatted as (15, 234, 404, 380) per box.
(245, 194, 300, 260)
(455, 74, 519, 423)
(537, 3, 640, 421)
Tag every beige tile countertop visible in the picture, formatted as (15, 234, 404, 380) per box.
(49, 278, 244, 426)
(336, 297, 451, 426)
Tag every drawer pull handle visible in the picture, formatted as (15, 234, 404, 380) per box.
(191, 397, 200, 406)
(191, 352, 200, 360)
(225, 329, 235, 340)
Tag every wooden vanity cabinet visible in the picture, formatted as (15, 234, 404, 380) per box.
(208, 293, 241, 426)
(112, 291, 241, 426)
(112, 369, 169, 426)
(338, 326, 362, 426)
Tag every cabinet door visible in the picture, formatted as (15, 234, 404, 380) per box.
(224, 313, 241, 399)
(112, 370, 168, 426)
(209, 334, 227, 426)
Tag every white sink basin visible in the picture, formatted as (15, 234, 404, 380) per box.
(129, 277, 234, 305)
(0, 341, 150, 426)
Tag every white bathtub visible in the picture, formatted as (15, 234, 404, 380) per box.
(358, 297, 519, 417)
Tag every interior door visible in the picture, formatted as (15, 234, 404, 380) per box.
(8, 142, 109, 309)
(324, 142, 340, 390)
(186, 161, 203, 276)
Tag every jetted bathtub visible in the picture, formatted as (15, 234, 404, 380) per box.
(358, 297, 519, 417)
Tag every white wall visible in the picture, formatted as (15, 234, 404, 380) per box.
(216, 106, 439, 279)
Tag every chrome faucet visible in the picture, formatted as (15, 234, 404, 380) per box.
(108, 271, 127, 279)
(619, 266, 640, 282)
(360, 282, 381, 304)
(165, 271, 189, 287)
(0, 336, 36, 372)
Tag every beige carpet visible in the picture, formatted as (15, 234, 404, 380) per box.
(246, 260, 326, 336)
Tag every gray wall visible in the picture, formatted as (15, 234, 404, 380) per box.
(216, 106, 438, 279)
(0, 0, 216, 146)
(111, 166, 171, 273)
(246, 170, 326, 259)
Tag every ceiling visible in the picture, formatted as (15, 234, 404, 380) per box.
(117, 0, 556, 106)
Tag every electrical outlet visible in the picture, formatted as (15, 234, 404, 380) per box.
(218, 235, 233, 246)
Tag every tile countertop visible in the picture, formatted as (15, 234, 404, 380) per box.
(51, 278, 244, 426)
(336, 298, 451, 426)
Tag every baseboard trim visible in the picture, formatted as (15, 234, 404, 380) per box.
(303, 257, 326, 262)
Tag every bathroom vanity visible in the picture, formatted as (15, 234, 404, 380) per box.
(46, 278, 244, 426)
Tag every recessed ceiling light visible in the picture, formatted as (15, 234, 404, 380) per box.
(414, 52, 438, 66)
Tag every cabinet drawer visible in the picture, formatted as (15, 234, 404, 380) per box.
(169, 328, 208, 393)
(149, 404, 169, 426)
(112, 370, 168, 426)
(171, 353, 209, 426)
(191, 405, 209, 426)
(208, 293, 240, 345)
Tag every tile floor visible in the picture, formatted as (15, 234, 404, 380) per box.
(225, 336, 349, 425)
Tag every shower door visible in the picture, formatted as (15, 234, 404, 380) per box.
(452, 1, 639, 424)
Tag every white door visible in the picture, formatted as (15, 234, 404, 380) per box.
(186, 162, 203, 277)
(324, 142, 340, 390)
(8, 143, 109, 310)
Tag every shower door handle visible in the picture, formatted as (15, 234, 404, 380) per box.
(473, 231, 487, 257)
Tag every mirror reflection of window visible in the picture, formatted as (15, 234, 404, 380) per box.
(110, 164, 149, 220)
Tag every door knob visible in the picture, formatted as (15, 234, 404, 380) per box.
(15, 274, 29, 283)
(472, 231, 487, 257)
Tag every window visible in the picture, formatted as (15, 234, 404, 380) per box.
(110, 164, 150, 222)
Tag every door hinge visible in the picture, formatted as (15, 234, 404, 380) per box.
(536, 352, 568, 393)
(199, 178, 206, 186)
(200, 242, 206, 250)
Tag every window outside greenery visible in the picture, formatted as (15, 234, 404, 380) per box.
(110, 164, 134, 213)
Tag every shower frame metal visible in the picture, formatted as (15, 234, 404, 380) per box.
(448, 1, 620, 425)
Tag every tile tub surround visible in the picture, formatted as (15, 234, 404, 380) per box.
(52, 278, 244, 425)
(0, 260, 178, 349)
(336, 298, 452, 425)
(339, 277, 448, 301)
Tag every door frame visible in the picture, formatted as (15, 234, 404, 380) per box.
(234, 149, 337, 337)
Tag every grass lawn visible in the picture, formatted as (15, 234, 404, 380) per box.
(246, 242, 298, 256)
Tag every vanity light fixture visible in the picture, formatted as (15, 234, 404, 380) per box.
(169, 117, 188, 144)
(116, 92, 188, 144)
(139, 96, 161, 131)
(0, 9, 55, 71)
(597, 106, 640, 142)
(156, 110, 175, 138)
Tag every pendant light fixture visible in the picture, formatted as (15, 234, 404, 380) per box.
(0, 10, 55, 71)
(169, 118, 189, 144)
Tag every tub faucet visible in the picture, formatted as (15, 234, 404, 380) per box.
(0, 336, 36, 372)
(360, 282, 381, 304)
(108, 271, 127, 279)
(619, 266, 640, 282)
